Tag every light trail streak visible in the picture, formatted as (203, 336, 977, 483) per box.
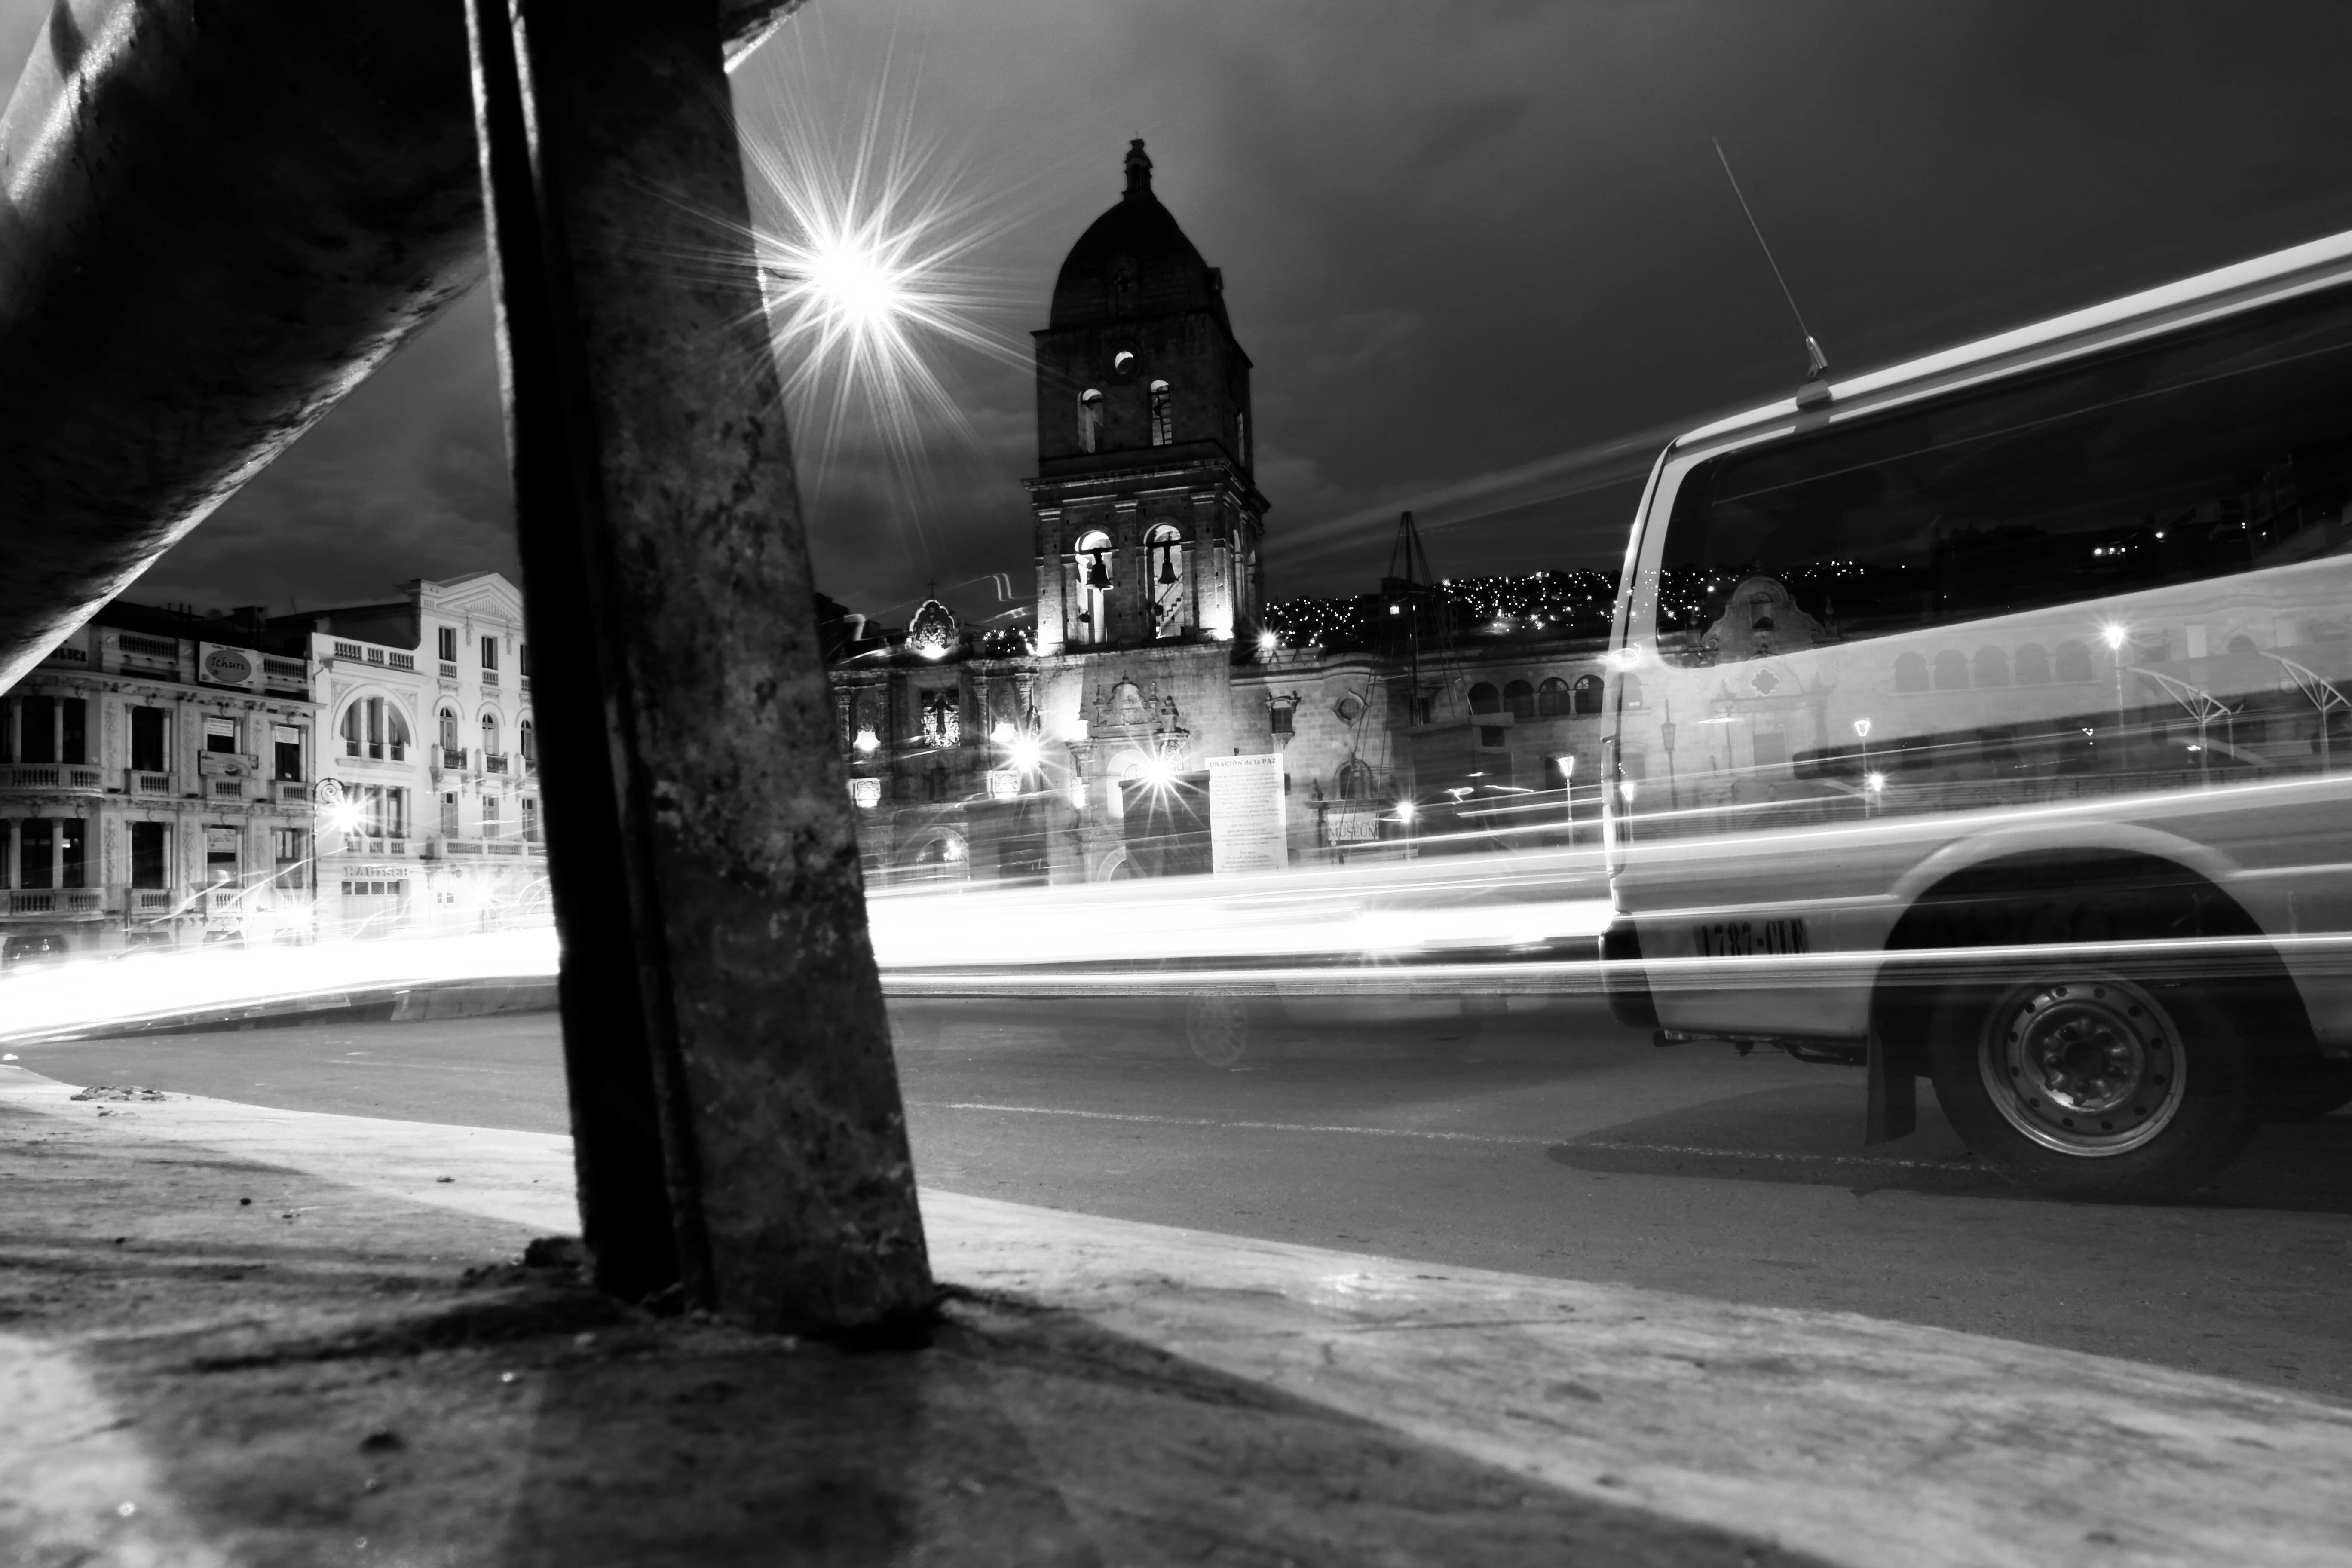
(0, 929, 557, 1045)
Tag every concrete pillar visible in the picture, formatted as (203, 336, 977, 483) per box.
(465, 0, 932, 1329)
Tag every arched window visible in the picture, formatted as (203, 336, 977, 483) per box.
(519, 719, 536, 767)
(1571, 674, 1603, 715)
(1337, 758, 1374, 800)
(2227, 634, 2259, 654)
(1468, 682, 1501, 715)
(2015, 643, 2051, 684)
(1973, 648, 2010, 688)
(1504, 679, 1537, 720)
(1537, 677, 1571, 716)
(1932, 650, 1970, 690)
(1148, 380, 1172, 446)
(1620, 673, 1645, 709)
(2055, 640, 2094, 682)
(1894, 652, 1930, 692)
(438, 707, 459, 754)
(1078, 389, 1105, 453)
(1146, 523, 1185, 639)
(1073, 529, 1113, 647)
(339, 697, 409, 762)
(481, 713, 501, 758)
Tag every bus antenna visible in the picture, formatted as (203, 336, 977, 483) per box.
(1712, 137, 1831, 399)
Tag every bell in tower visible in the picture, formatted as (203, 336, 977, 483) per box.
(1025, 142, 1270, 655)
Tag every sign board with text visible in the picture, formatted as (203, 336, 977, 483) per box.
(197, 642, 260, 690)
(1207, 753, 1287, 875)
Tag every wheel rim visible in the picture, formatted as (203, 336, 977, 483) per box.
(1187, 996, 1247, 1069)
(1976, 972, 2188, 1158)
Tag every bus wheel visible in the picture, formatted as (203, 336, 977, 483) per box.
(1185, 995, 1252, 1069)
(1927, 965, 2256, 1201)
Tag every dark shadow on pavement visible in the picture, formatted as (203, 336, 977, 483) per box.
(1, 1104, 1830, 1568)
(1549, 1082, 2352, 1212)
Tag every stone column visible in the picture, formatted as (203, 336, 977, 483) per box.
(465, 0, 931, 1330)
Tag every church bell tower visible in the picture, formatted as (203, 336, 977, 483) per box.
(1027, 141, 1268, 655)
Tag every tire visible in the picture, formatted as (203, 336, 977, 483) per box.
(1928, 962, 2257, 1201)
(1184, 994, 1252, 1069)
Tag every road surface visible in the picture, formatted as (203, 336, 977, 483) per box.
(10, 994, 2349, 1403)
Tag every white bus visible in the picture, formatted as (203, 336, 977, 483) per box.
(1600, 230, 2352, 1199)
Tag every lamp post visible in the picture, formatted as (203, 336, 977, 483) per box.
(1659, 710, 1679, 815)
(1553, 753, 1577, 845)
(1853, 717, 1874, 816)
(2102, 621, 2131, 760)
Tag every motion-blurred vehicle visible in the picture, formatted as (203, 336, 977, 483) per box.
(1600, 230, 2352, 1199)
(1, 933, 74, 969)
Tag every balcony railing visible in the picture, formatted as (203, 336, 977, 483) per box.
(439, 660, 459, 680)
(129, 889, 177, 915)
(442, 747, 467, 769)
(0, 763, 105, 792)
(481, 670, 500, 689)
(128, 770, 173, 795)
(274, 779, 310, 804)
(210, 780, 245, 800)
(485, 753, 510, 775)
(5, 888, 104, 917)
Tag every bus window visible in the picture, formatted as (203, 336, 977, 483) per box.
(1654, 282, 2352, 664)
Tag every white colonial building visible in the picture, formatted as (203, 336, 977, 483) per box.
(276, 572, 545, 936)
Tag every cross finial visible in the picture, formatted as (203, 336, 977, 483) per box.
(1124, 138, 1152, 199)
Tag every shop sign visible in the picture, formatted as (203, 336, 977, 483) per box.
(198, 643, 260, 690)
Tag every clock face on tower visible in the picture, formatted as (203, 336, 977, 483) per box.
(1109, 346, 1142, 382)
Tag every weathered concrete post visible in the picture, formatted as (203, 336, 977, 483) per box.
(463, 0, 932, 1328)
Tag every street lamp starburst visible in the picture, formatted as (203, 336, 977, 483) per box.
(731, 71, 1024, 509)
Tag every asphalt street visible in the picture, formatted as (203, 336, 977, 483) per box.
(11, 995, 2349, 1404)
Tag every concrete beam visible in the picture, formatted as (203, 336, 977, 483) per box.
(466, 0, 933, 1327)
(0, 0, 803, 690)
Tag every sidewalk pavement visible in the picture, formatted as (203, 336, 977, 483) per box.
(4, 1062, 2349, 1568)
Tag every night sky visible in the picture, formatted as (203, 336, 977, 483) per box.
(29, 1, 2352, 631)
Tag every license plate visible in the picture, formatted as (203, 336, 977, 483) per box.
(1692, 917, 1810, 957)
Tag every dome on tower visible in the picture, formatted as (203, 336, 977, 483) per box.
(1047, 140, 1230, 332)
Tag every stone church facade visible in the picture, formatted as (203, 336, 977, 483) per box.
(832, 144, 1612, 886)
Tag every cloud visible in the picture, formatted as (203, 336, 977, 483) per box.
(97, 0, 2352, 619)
(131, 289, 515, 615)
